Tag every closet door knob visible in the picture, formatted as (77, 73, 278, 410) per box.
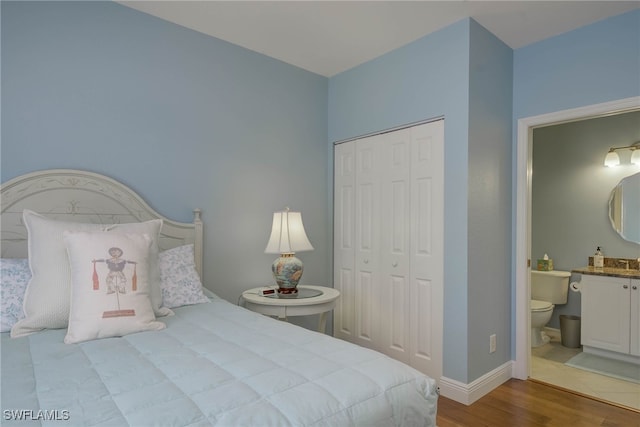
(623, 284, 629, 289)
(633, 285, 638, 290)
(392, 262, 398, 268)
(363, 259, 369, 264)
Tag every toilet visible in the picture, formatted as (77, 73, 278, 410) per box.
(530, 270, 571, 347)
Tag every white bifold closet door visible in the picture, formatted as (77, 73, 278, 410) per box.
(333, 120, 444, 382)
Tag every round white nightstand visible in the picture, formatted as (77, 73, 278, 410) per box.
(241, 285, 340, 333)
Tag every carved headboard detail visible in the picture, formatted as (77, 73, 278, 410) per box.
(1, 169, 203, 277)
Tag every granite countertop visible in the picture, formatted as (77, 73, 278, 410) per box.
(572, 266, 640, 279)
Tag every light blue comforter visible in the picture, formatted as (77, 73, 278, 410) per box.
(1, 296, 437, 426)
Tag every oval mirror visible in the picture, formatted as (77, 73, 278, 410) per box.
(609, 171, 640, 244)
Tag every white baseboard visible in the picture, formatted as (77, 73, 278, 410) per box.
(583, 345, 640, 365)
(438, 361, 513, 405)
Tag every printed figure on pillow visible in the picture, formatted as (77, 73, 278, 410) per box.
(92, 247, 138, 318)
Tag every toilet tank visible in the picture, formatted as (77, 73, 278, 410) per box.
(531, 270, 571, 304)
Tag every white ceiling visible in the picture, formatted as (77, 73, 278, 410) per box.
(118, 1, 639, 77)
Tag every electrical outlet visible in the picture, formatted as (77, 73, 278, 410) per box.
(489, 334, 497, 353)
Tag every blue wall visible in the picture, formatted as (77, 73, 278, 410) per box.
(514, 10, 640, 119)
(1, 2, 330, 316)
(467, 20, 513, 382)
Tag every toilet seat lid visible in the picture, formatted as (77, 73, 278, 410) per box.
(531, 299, 553, 311)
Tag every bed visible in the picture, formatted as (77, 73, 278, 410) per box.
(1, 169, 438, 426)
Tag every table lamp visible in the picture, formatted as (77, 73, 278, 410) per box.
(264, 207, 314, 296)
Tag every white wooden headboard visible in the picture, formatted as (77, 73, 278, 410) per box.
(1, 169, 203, 277)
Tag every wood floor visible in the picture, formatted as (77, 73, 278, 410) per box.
(436, 379, 639, 426)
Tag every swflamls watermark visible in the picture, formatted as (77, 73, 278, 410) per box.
(3, 409, 70, 421)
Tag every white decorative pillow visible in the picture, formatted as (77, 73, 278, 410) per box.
(159, 244, 209, 308)
(11, 210, 171, 338)
(1, 258, 31, 332)
(63, 231, 165, 344)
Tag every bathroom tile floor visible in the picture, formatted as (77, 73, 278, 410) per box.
(531, 335, 640, 411)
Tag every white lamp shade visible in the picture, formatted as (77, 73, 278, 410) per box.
(604, 150, 620, 167)
(265, 210, 314, 254)
(631, 149, 640, 165)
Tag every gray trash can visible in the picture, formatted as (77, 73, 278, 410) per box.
(560, 315, 581, 348)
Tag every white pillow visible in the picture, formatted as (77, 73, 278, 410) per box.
(11, 210, 171, 338)
(63, 231, 165, 344)
(159, 244, 209, 308)
(1, 258, 30, 332)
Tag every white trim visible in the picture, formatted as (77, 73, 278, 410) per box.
(0, 169, 204, 277)
(583, 345, 640, 365)
(332, 115, 444, 146)
(513, 96, 640, 380)
(439, 361, 513, 405)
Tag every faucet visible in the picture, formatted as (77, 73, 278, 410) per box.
(617, 259, 630, 270)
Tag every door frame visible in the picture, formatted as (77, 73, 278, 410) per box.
(512, 96, 640, 379)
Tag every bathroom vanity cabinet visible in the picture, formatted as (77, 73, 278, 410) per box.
(580, 274, 640, 361)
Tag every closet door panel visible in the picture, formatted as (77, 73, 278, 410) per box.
(380, 130, 411, 359)
(391, 181, 407, 254)
(358, 184, 375, 252)
(336, 268, 355, 337)
(356, 271, 374, 343)
(386, 274, 409, 363)
(412, 278, 434, 362)
(354, 136, 382, 348)
(333, 143, 355, 340)
(409, 121, 444, 379)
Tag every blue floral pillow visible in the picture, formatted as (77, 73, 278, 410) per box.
(1, 258, 30, 332)
(159, 245, 209, 308)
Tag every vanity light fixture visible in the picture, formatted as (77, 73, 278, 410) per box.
(604, 141, 640, 167)
(604, 148, 620, 167)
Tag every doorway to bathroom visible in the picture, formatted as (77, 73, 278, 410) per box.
(513, 96, 640, 411)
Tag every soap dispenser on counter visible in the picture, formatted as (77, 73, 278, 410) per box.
(594, 246, 604, 269)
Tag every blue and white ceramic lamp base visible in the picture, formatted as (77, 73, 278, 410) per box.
(272, 253, 304, 297)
